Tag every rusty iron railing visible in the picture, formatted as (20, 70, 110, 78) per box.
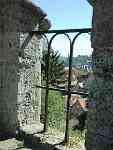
(32, 28, 91, 143)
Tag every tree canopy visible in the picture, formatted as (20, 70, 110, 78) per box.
(41, 49, 65, 85)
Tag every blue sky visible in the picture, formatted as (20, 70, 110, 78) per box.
(32, 0, 93, 56)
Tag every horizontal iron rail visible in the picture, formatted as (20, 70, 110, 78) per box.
(31, 28, 91, 34)
(33, 85, 88, 97)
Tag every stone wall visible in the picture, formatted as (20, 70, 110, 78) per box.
(0, 0, 51, 135)
(18, 33, 42, 126)
(86, 1, 113, 149)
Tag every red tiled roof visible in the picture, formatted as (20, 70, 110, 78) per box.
(65, 95, 88, 109)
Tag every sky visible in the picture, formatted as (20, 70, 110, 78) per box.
(32, 0, 93, 57)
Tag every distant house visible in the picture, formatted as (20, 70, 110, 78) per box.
(81, 64, 92, 72)
(64, 67, 88, 81)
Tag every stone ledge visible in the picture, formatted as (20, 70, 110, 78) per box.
(18, 124, 63, 150)
(18, 125, 85, 150)
(0, 138, 24, 150)
(19, 123, 44, 135)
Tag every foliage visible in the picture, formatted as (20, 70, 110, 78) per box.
(42, 49, 65, 85)
(48, 91, 66, 131)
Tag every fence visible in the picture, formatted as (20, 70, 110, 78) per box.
(31, 28, 91, 143)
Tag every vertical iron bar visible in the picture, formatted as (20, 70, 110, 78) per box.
(44, 42, 51, 132)
(43, 33, 58, 132)
(64, 43, 73, 143)
(64, 32, 82, 143)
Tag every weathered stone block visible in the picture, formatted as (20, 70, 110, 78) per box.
(0, 0, 50, 136)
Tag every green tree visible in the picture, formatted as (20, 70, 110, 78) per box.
(42, 49, 65, 85)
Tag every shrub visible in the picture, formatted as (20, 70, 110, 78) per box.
(48, 91, 66, 131)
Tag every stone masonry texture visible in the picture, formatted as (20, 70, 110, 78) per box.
(86, 1, 113, 150)
(0, 0, 50, 136)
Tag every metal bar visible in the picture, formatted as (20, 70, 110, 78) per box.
(64, 42, 73, 143)
(64, 32, 86, 143)
(43, 33, 60, 132)
(33, 85, 88, 96)
(43, 43, 51, 132)
(31, 28, 91, 34)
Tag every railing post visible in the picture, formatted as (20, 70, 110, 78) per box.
(44, 41, 51, 132)
(64, 41, 73, 143)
